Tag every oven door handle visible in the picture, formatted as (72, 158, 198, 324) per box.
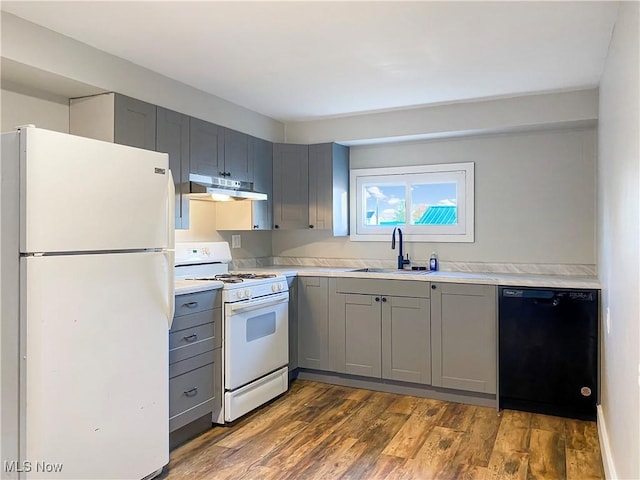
(229, 293, 289, 313)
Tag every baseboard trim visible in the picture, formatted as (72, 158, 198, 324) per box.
(597, 404, 618, 479)
(297, 369, 497, 408)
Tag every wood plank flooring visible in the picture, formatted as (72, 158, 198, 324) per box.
(160, 380, 604, 480)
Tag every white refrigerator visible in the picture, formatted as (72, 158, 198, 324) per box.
(1, 127, 175, 479)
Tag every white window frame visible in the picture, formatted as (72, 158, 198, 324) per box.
(349, 162, 474, 242)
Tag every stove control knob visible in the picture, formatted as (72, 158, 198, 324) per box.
(271, 284, 278, 292)
(244, 288, 251, 298)
(236, 291, 244, 299)
(278, 282, 284, 291)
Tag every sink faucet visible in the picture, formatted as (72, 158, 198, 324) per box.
(391, 227, 410, 270)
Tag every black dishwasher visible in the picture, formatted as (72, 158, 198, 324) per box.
(499, 286, 598, 420)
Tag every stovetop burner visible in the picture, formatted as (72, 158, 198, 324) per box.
(188, 272, 278, 284)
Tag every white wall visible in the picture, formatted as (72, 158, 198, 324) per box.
(597, 3, 640, 479)
(273, 128, 597, 267)
(1, 12, 284, 142)
(1, 87, 69, 133)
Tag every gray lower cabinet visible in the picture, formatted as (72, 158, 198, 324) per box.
(329, 278, 431, 383)
(169, 289, 222, 433)
(287, 276, 298, 374)
(382, 295, 431, 384)
(430, 282, 497, 394)
(297, 276, 330, 370)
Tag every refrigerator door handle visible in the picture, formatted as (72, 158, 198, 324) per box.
(166, 170, 176, 328)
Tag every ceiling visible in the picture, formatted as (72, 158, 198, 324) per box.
(1, 1, 619, 122)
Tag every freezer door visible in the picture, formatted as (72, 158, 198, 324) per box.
(21, 252, 170, 479)
(20, 127, 171, 253)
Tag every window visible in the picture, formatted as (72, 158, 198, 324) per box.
(350, 162, 474, 242)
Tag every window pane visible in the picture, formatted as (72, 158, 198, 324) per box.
(363, 184, 406, 226)
(410, 183, 457, 225)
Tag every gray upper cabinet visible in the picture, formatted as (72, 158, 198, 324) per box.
(273, 143, 309, 230)
(430, 282, 497, 394)
(214, 136, 273, 231)
(297, 276, 330, 370)
(223, 128, 252, 183)
(250, 136, 273, 230)
(156, 107, 190, 229)
(70, 92, 156, 150)
(308, 143, 349, 236)
(190, 118, 224, 178)
(273, 142, 349, 234)
(114, 94, 157, 150)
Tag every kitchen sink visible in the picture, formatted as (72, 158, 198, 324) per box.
(350, 267, 433, 275)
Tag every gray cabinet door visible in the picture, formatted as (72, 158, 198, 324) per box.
(287, 276, 298, 373)
(223, 128, 252, 183)
(382, 296, 431, 384)
(333, 293, 382, 378)
(190, 118, 224, 178)
(157, 107, 190, 229)
(431, 283, 497, 394)
(297, 276, 329, 370)
(308, 143, 349, 235)
(250, 137, 273, 230)
(114, 94, 156, 150)
(273, 143, 309, 230)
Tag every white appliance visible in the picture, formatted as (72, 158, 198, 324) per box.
(174, 242, 289, 423)
(0, 127, 174, 480)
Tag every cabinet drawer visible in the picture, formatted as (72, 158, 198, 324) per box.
(170, 350, 216, 379)
(175, 290, 220, 317)
(169, 322, 216, 350)
(171, 308, 219, 334)
(169, 337, 215, 364)
(169, 363, 214, 418)
(333, 278, 430, 298)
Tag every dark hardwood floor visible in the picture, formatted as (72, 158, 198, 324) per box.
(160, 379, 604, 479)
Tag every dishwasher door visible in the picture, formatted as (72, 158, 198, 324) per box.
(498, 287, 598, 420)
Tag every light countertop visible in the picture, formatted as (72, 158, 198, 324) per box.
(175, 278, 224, 295)
(234, 266, 600, 289)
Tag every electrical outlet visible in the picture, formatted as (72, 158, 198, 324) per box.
(231, 235, 241, 249)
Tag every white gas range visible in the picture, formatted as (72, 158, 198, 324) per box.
(174, 242, 289, 423)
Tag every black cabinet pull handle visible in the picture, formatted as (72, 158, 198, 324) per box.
(184, 387, 198, 397)
(274, 225, 280, 229)
(431, 285, 436, 290)
(253, 225, 259, 229)
(218, 171, 225, 177)
(309, 224, 314, 229)
(183, 334, 198, 343)
(375, 297, 380, 302)
(382, 297, 387, 302)
(184, 302, 198, 308)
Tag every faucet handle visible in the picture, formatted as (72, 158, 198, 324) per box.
(403, 253, 411, 266)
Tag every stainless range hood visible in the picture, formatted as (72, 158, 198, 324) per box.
(188, 174, 267, 201)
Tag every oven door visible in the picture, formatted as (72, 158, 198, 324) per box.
(224, 292, 289, 391)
